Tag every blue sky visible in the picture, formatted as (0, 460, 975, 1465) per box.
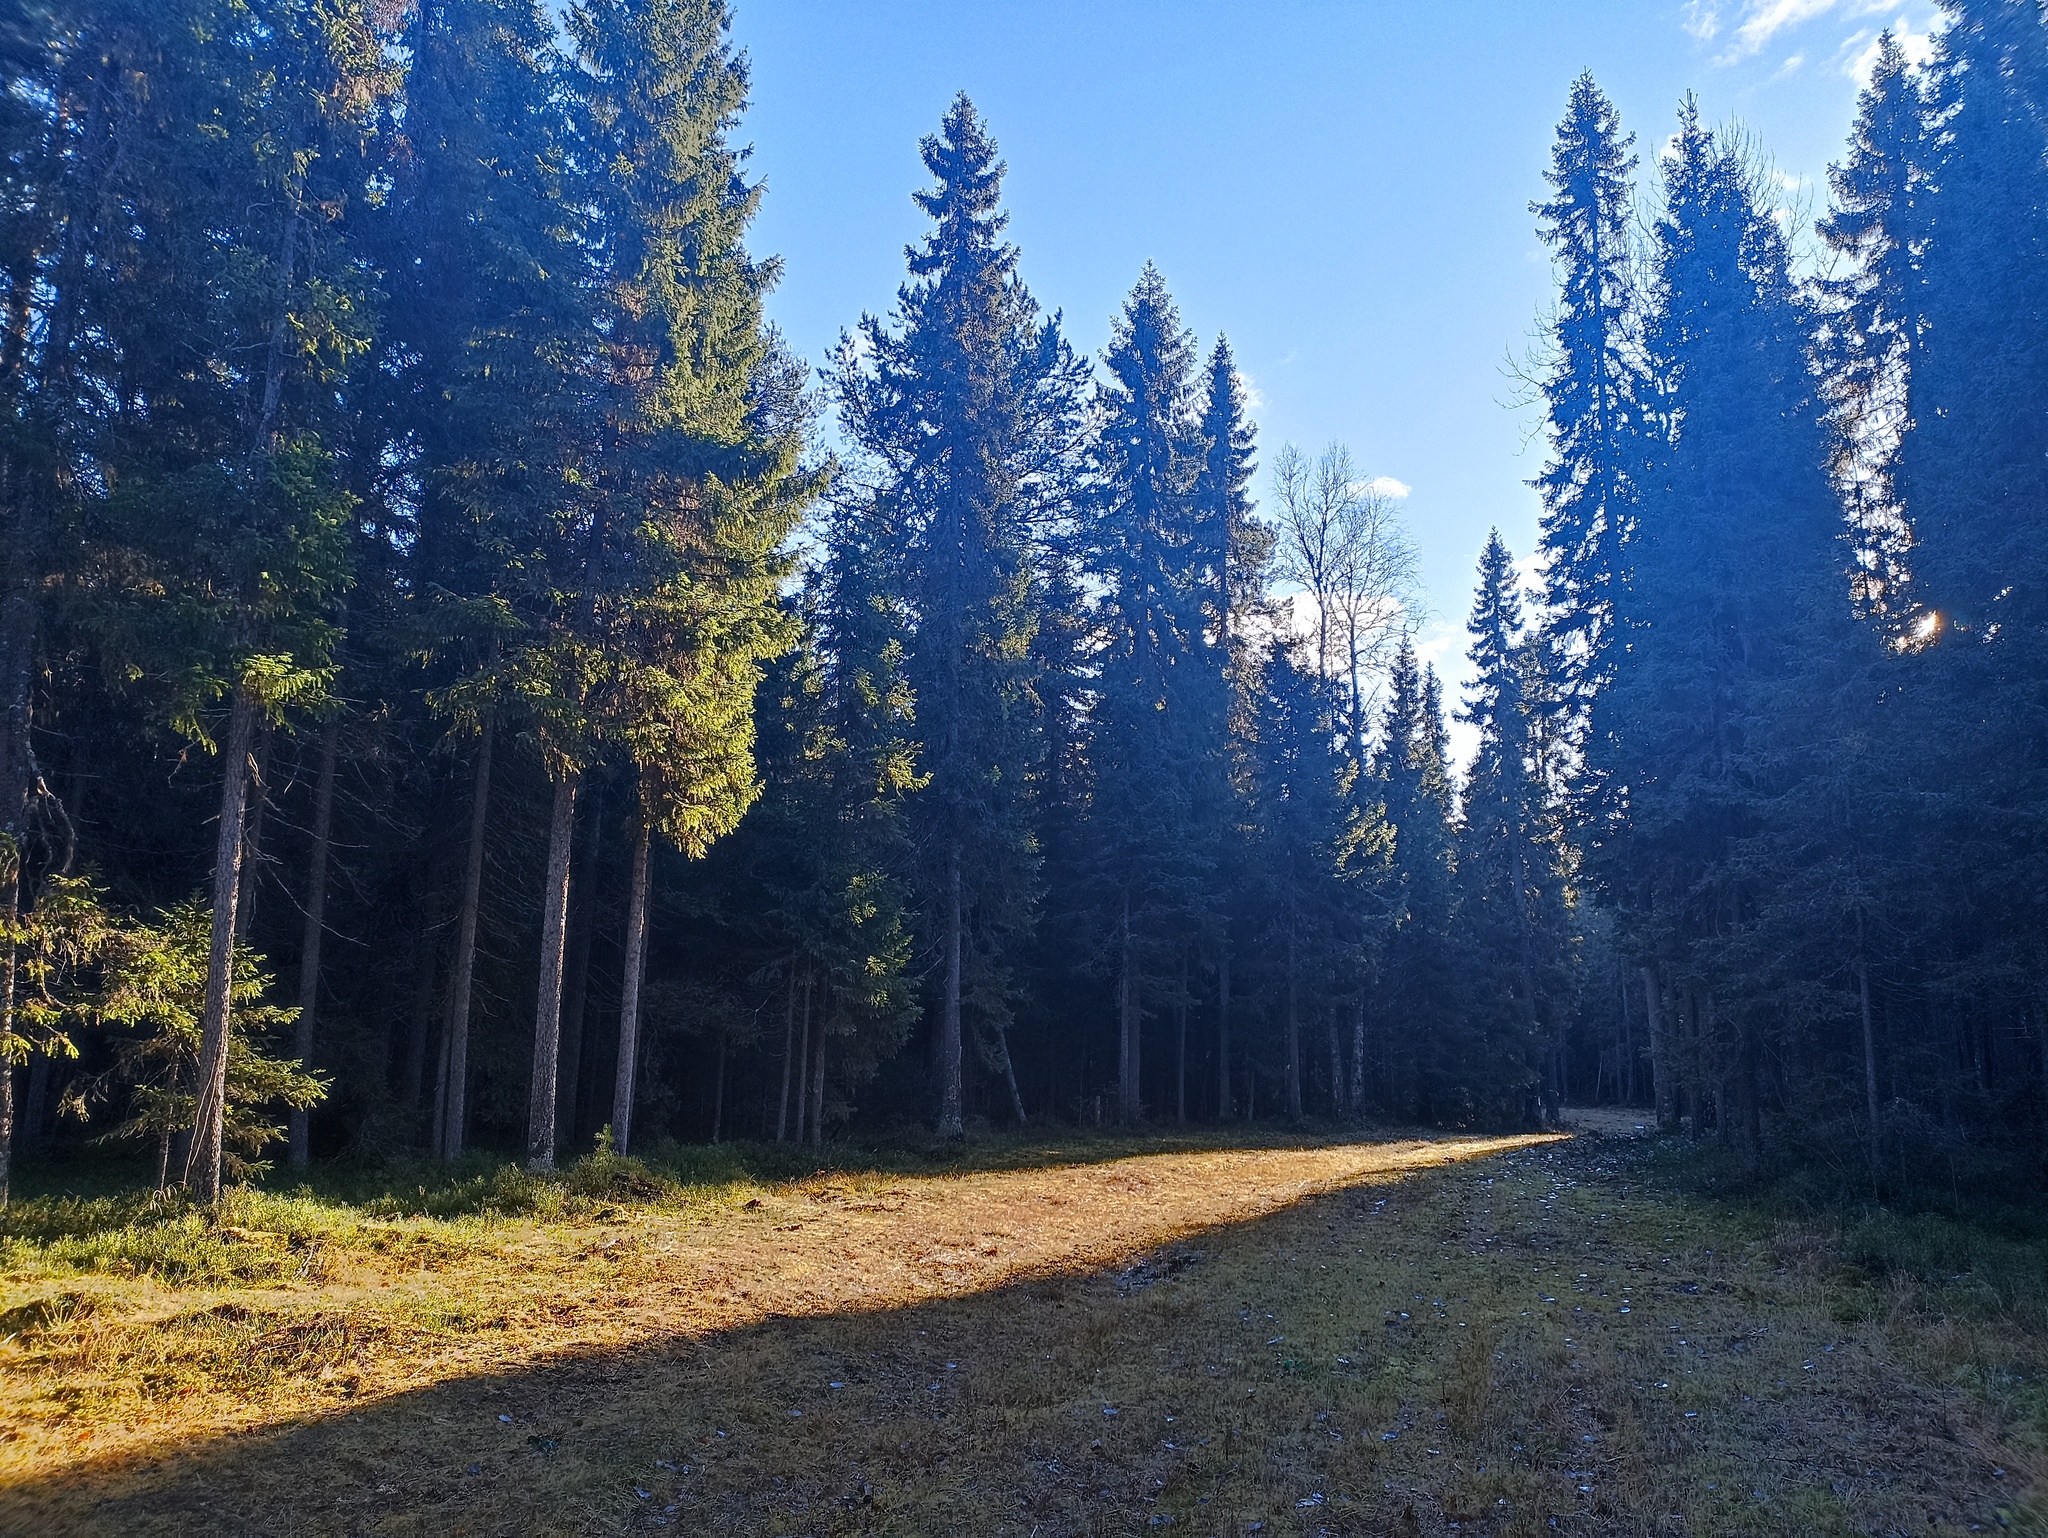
(727, 0, 1942, 752)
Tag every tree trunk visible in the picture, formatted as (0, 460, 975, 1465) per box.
(1285, 919, 1302, 1121)
(1349, 993, 1367, 1118)
(235, 731, 271, 943)
(775, 965, 796, 1143)
(1118, 893, 1140, 1124)
(936, 842, 964, 1137)
(1642, 965, 1673, 1131)
(998, 1025, 1027, 1127)
(560, 779, 607, 1151)
(440, 720, 492, 1161)
(808, 987, 827, 1151)
(793, 974, 812, 1146)
(289, 719, 338, 1167)
(1175, 949, 1188, 1123)
(1326, 1013, 1344, 1117)
(1216, 948, 1231, 1122)
(1857, 913, 1882, 1177)
(401, 904, 440, 1115)
(525, 770, 579, 1172)
(710, 1028, 727, 1144)
(0, 844, 16, 1206)
(610, 809, 651, 1155)
(186, 690, 259, 1202)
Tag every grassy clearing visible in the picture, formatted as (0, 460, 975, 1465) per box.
(1, 1122, 2042, 1536)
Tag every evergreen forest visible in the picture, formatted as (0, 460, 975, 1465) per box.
(5, 0, 2047, 1216)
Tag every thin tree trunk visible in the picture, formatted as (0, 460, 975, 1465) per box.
(289, 719, 337, 1168)
(1350, 993, 1367, 1119)
(440, 720, 492, 1161)
(1175, 948, 1189, 1123)
(1642, 965, 1673, 1131)
(525, 770, 579, 1172)
(998, 1025, 1027, 1127)
(1119, 892, 1140, 1124)
(808, 988, 827, 1151)
(1216, 948, 1231, 1122)
(401, 905, 439, 1114)
(1857, 911, 1882, 1177)
(1285, 917, 1302, 1121)
(21, 1051, 48, 1157)
(0, 844, 16, 1206)
(560, 780, 607, 1151)
(775, 965, 796, 1143)
(1326, 1012, 1344, 1117)
(710, 1028, 727, 1144)
(235, 731, 270, 943)
(186, 690, 259, 1202)
(610, 809, 651, 1155)
(936, 842, 964, 1137)
(793, 973, 811, 1146)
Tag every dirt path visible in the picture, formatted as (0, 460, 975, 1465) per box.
(4, 1129, 2036, 1536)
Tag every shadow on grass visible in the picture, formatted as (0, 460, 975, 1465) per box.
(3, 1148, 1503, 1538)
(4, 1127, 2023, 1538)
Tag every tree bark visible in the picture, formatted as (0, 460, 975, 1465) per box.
(775, 964, 796, 1143)
(440, 720, 492, 1161)
(1285, 918, 1302, 1121)
(1216, 948, 1231, 1122)
(0, 844, 17, 1206)
(560, 779, 607, 1150)
(1857, 911, 1882, 1177)
(610, 808, 652, 1155)
(710, 1027, 727, 1144)
(793, 973, 812, 1146)
(289, 720, 338, 1167)
(1349, 993, 1367, 1118)
(1325, 1012, 1344, 1117)
(808, 987, 827, 1151)
(1118, 892, 1140, 1124)
(235, 731, 271, 943)
(1642, 965, 1673, 1131)
(998, 1025, 1027, 1127)
(525, 770, 579, 1172)
(936, 842, 964, 1137)
(186, 690, 259, 1202)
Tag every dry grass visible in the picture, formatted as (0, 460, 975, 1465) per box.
(2, 1123, 2042, 1536)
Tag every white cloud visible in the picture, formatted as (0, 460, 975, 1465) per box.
(1366, 475, 1411, 500)
(1841, 15, 1938, 82)
(1694, 0, 1903, 65)
(1727, 0, 1843, 59)
(1235, 368, 1266, 412)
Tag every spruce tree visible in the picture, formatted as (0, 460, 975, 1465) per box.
(1531, 74, 1641, 728)
(833, 97, 1085, 1136)
(1458, 532, 1564, 1118)
(1086, 266, 1215, 1123)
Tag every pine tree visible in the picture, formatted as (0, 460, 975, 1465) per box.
(1594, 101, 1850, 1154)
(1819, 31, 1930, 620)
(1458, 532, 1563, 1119)
(833, 96, 1085, 1136)
(1086, 266, 1216, 1123)
(1531, 74, 1641, 730)
(1375, 640, 1464, 1120)
(1189, 336, 1267, 1117)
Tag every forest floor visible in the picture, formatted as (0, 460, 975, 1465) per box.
(0, 1117, 2042, 1537)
